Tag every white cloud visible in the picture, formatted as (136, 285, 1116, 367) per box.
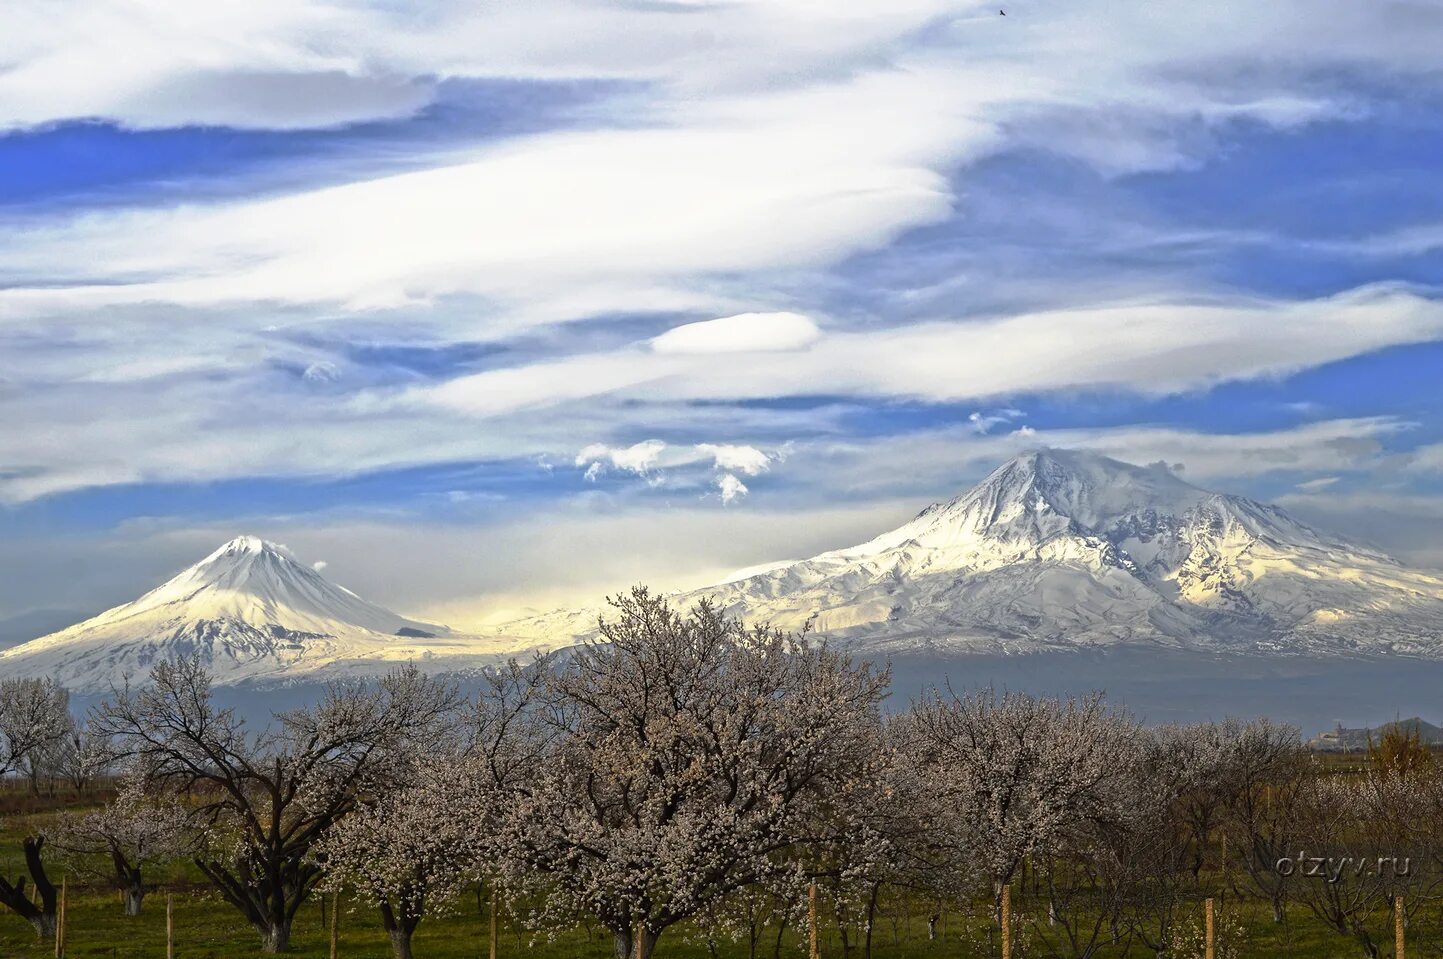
(2, 0, 1428, 323)
(0, 68, 968, 319)
(1, 286, 1436, 505)
(575, 440, 668, 477)
(716, 473, 750, 505)
(413, 287, 1443, 416)
(1295, 476, 1340, 492)
(312, 560, 328, 571)
(651, 312, 821, 354)
(303, 361, 341, 383)
(968, 408, 1025, 434)
(695, 444, 772, 475)
(569, 440, 776, 497)
(1405, 443, 1443, 475)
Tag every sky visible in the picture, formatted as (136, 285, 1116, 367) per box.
(4, 0, 1443, 629)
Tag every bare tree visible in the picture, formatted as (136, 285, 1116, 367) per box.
(1287, 775, 1397, 959)
(1117, 725, 1232, 957)
(95, 656, 460, 952)
(51, 770, 197, 914)
(495, 588, 888, 959)
(1219, 718, 1310, 923)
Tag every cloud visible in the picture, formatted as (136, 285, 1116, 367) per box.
(576, 440, 668, 476)
(2, 286, 1436, 505)
(651, 312, 822, 354)
(758, 416, 1416, 505)
(412, 287, 1443, 417)
(3, 0, 1429, 322)
(695, 444, 772, 475)
(571, 440, 776, 497)
(0, 0, 963, 131)
(312, 560, 328, 571)
(2, 0, 1442, 515)
(303, 361, 341, 383)
(1405, 443, 1443, 475)
(1276, 491, 1443, 569)
(968, 408, 1025, 434)
(716, 473, 749, 505)
(1295, 476, 1340, 492)
(0, 68, 968, 318)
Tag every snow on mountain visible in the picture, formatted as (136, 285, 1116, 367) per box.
(0, 536, 503, 692)
(491, 450, 1443, 658)
(12, 451, 1443, 695)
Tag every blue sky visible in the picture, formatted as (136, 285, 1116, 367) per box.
(4, 0, 1443, 625)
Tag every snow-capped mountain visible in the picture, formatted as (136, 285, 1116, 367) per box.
(12, 451, 1443, 698)
(0, 536, 499, 692)
(493, 450, 1443, 657)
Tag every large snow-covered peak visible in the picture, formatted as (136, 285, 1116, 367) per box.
(977, 449, 1205, 523)
(491, 448, 1443, 660)
(829, 449, 1203, 563)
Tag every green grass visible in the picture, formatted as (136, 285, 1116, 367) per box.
(1, 789, 1438, 958)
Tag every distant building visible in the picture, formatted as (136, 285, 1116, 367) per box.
(1307, 717, 1443, 752)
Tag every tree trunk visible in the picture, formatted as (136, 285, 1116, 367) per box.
(113, 854, 146, 916)
(0, 836, 59, 939)
(863, 883, 879, 959)
(613, 926, 658, 959)
(389, 927, 416, 959)
(773, 915, 789, 959)
(259, 920, 292, 953)
(379, 900, 423, 959)
(29, 913, 58, 939)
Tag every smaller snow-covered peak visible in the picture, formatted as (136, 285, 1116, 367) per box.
(0, 535, 456, 691)
(208, 535, 284, 560)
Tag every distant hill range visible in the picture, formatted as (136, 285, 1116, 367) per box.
(1307, 717, 1443, 752)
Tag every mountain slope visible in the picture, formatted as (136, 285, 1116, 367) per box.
(492, 450, 1443, 657)
(0, 536, 493, 691)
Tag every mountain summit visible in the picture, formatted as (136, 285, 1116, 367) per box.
(0, 536, 458, 691)
(496, 450, 1443, 657)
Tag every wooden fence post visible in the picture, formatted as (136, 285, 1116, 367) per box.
(329, 892, 339, 959)
(808, 882, 820, 959)
(1204, 897, 1214, 959)
(54, 878, 66, 958)
(1001, 885, 1011, 959)
(489, 886, 498, 959)
(166, 894, 174, 959)
(1396, 895, 1405, 959)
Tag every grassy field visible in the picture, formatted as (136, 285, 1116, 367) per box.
(1, 786, 1436, 958)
